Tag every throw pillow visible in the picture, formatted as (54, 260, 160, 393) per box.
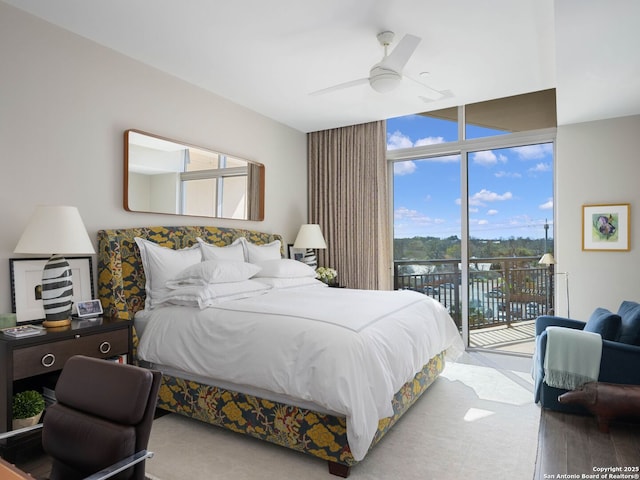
(134, 238, 202, 310)
(198, 237, 246, 262)
(166, 260, 261, 288)
(583, 308, 621, 341)
(245, 240, 282, 263)
(253, 259, 316, 278)
(617, 301, 640, 345)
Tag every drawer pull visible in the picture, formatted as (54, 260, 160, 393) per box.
(99, 341, 112, 354)
(41, 353, 56, 368)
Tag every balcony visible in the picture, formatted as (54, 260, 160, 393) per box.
(394, 256, 551, 354)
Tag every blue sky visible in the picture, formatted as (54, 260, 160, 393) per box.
(388, 114, 554, 240)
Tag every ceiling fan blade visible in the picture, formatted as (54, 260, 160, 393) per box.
(380, 34, 421, 73)
(405, 75, 448, 100)
(309, 77, 369, 96)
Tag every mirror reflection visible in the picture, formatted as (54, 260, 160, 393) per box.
(124, 130, 264, 220)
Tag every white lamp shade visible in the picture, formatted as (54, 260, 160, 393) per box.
(293, 224, 327, 249)
(14, 205, 95, 255)
(538, 253, 556, 265)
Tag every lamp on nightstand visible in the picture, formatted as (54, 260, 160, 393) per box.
(14, 205, 95, 328)
(293, 224, 327, 268)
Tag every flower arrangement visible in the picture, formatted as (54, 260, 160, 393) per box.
(315, 267, 338, 285)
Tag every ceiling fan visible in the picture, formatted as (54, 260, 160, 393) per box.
(311, 31, 447, 100)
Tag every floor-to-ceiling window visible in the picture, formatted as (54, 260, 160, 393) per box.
(389, 89, 556, 355)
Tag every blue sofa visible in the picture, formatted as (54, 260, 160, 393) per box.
(533, 301, 640, 413)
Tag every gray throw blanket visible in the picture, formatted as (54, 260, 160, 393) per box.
(543, 326, 602, 390)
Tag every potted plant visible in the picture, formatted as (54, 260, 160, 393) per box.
(12, 390, 45, 430)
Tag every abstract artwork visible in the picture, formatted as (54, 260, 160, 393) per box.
(582, 203, 630, 251)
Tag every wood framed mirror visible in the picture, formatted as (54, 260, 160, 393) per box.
(124, 129, 264, 221)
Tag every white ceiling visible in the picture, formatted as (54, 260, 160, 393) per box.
(4, 0, 639, 133)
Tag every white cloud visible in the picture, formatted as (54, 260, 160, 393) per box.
(387, 130, 414, 150)
(387, 131, 446, 150)
(487, 209, 498, 215)
(415, 136, 445, 146)
(495, 171, 522, 178)
(529, 162, 551, 173)
(472, 150, 497, 166)
(471, 151, 508, 167)
(394, 161, 416, 176)
(394, 207, 445, 225)
(539, 198, 553, 210)
(469, 189, 513, 206)
(478, 219, 489, 225)
(511, 144, 553, 160)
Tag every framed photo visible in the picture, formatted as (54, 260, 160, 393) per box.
(10, 257, 94, 323)
(288, 243, 305, 261)
(582, 203, 630, 251)
(76, 299, 103, 318)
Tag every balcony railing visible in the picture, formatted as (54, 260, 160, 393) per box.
(394, 256, 551, 330)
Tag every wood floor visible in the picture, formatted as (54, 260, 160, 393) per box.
(535, 410, 640, 479)
(8, 409, 640, 479)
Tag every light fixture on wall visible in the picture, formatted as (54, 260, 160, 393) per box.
(538, 253, 570, 318)
(14, 206, 95, 328)
(293, 224, 327, 269)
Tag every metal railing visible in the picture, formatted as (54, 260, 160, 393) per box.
(394, 256, 551, 329)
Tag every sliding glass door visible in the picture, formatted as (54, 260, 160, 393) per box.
(389, 91, 556, 354)
(466, 143, 554, 354)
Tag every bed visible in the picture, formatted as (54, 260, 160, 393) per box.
(97, 226, 463, 477)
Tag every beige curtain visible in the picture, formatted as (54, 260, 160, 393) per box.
(307, 121, 392, 290)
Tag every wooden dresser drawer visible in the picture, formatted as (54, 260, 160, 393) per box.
(13, 329, 128, 380)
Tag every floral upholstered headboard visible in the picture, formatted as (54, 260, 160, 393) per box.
(97, 226, 284, 320)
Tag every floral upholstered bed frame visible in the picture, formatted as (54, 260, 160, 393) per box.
(97, 226, 445, 477)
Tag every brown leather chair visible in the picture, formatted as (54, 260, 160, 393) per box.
(41, 355, 161, 480)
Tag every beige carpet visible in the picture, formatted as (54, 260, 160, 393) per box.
(146, 361, 539, 479)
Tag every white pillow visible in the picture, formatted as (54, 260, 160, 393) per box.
(198, 237, 246, 262)
(134, 237, 202, 310)
(253, 277, 327, 289)
(253, 259, 316, 278)
(155, 280, 271, 308)
(166, 260, 261, 288)
(245, 239, 282, 263)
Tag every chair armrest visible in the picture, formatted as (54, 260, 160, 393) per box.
(535, 315, 585, 335)
(84, 449, 154, 480)
(0, 423, 42, 441)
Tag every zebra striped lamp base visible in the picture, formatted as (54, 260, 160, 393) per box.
(301, 249, 318, 269)
(41, 255, 74, 327)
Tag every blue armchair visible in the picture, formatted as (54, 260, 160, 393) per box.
(533, 301, 640, 413)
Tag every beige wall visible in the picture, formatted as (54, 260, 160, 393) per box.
(555, 114, 640, 319)
(0, 3, 307, 313)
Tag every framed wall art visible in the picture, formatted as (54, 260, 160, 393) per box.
(288, 243, 305, 261)
(10, 256, 94, 323)
(582, 203, 630, 251)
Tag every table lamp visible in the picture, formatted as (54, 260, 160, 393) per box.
(14, 206, 95, 328)
(293, 224, 327, 268)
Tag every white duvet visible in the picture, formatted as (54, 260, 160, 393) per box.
(137, 287, 463, 460)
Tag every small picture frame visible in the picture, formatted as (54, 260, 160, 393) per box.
(75, 299, 103, 318)
(288, 243, 305, 261)
(582, 203, 630, 251)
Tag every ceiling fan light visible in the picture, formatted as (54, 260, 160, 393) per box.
(369, 72, 401, 93)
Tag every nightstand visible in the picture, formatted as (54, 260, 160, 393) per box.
(0, 317, 132, 460)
